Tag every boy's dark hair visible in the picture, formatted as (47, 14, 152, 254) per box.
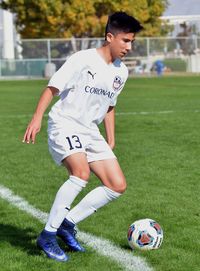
(105, 12, 143, 37)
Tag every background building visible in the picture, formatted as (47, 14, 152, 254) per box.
(0, 9, 15, 59)
(161, 0, 200, 36)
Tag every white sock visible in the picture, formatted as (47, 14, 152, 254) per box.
(45, 175, 87, 232)
(66, 186, 121, 224)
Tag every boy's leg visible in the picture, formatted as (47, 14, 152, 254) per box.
(45, 175, 87, 231)
(38, 153, 90, 260)
(63, 158, 126, 225)
(56, 133, 126, 252)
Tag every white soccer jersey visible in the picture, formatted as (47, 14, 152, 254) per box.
(48, 48, 128, 130)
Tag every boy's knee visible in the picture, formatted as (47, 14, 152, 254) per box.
(120, 183, 127, 193)
(114, 182, 127, 194)
(72, 169, 90, 181)
(108, 177, 127, 194)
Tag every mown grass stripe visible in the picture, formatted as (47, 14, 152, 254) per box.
(1, 109, 200, 119)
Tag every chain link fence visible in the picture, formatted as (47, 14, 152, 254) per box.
(0, 37, 200, 77)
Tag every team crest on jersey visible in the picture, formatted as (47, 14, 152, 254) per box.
(113, 76, 123, 91)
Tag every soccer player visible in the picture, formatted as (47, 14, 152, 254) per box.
(23, 12, 143, 262)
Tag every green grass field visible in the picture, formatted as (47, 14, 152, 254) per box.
(0, 76, 200, 271)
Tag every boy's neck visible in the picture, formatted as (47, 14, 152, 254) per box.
(97, 44, 114, 64)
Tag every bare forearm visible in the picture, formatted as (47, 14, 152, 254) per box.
(23, 86, 58, 143)
(104, 106, 115, 149)
(33, 87, 57, 119)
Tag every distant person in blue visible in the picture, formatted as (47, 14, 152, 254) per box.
(154, 60, 164, 76)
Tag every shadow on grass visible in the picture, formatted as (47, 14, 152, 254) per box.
(0, 223, 41, 256)
(120, 243, 133, 251)
(0, 223, 76, 257)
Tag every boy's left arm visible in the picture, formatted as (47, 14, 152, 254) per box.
(103, 106, 115, 150)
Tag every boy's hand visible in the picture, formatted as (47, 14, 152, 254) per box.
(22, 86, 58, 144)
(23, 116, 42, 144)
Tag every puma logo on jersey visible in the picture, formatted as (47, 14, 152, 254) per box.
(88, 70, 96, 79)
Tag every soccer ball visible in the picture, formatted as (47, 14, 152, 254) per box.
(127, 218, 163, 250)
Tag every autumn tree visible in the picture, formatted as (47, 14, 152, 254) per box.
(0, 0, 170, 38)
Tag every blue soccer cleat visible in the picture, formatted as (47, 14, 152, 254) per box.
(57, 219, 85, 252)
(37, 230, 69, 262)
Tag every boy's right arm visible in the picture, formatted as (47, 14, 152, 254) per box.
(23, 86, 58, 144)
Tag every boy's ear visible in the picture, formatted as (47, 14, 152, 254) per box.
(106, 32, 114, 43)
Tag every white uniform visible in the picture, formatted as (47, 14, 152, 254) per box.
(47, 48, 128, 165)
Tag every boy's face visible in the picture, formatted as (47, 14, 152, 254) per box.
(107, 32, 135, 60)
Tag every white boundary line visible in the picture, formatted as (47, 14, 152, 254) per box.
(116, 109, 200, 115)
(0, 184, 153, 271)
(116, 110, 174, 115)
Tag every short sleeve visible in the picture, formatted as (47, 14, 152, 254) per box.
(110, 84, 125, 106)
(48, 52, 81, 95)
(110, 69, 128, 107)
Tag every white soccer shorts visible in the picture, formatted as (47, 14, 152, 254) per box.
(48, 121, 116, 165)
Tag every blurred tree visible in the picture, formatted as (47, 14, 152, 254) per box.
(0, 0, 170, 38)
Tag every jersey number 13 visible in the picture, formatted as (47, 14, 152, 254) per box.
(66, 135, 83, 150)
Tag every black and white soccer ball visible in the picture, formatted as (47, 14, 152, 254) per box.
(127, 218, 163, 250)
